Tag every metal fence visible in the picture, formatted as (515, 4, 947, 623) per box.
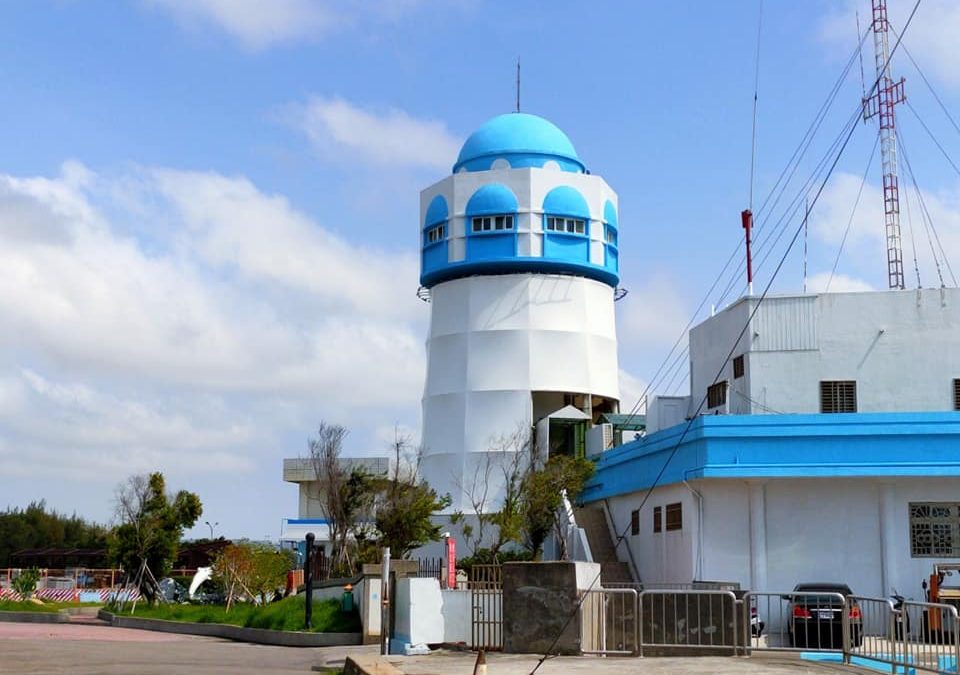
(743, 591, 848, 652)
(580, 588, 639, 656)
(638, 589, 740, 655)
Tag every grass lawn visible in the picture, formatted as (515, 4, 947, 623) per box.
(125, 596, 360, 633)
(0, 599, 102, 613)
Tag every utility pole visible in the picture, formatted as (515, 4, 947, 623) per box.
(862, 0, 906, 289)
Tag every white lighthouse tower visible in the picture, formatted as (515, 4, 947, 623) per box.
(418, 113, 622, 514)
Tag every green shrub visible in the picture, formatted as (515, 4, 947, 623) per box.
(11, 568, 41, 598)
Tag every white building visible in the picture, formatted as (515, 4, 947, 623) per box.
(417, 113, 623, 513)
(587, 287, 960, 598)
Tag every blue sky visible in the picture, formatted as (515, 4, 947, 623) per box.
(1, 0, 958, 540)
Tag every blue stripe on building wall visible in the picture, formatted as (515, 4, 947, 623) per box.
(583, 412, 960, 503)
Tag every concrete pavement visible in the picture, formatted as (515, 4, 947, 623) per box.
(0, 621, 853, 674)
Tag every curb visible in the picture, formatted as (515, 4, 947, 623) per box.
(98, 610, 362, 647)
(0, 610, 71, 624)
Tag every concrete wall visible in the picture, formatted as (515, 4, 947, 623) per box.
(440, 589, 471, 644)
(391, 577, 444, 649)
(502, 561, 599, 655)
(606, 483, 696, 584)
(613, 476, 960, 600)
(690, 289, 960, 417)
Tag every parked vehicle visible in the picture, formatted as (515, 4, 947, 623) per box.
(787, 582, 862, 649)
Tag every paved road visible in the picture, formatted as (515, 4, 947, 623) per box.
(0, 621, 853, 674)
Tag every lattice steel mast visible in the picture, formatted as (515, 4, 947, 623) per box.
(862, 0, 907, 289)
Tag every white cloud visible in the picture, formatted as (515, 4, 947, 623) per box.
(820, 0, 960, 86)
(809, 171, 960, 288)
(806, 271, 875, 293)
(291, 96, 461, 170)
(146, 0, 338, 50)
(0, 161, 427, 491)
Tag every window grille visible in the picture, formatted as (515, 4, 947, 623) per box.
(665, 503, 683, 531)
(954, 379, 960, 411)
(653, 506, 662, 533)
(631, 509, 640, 536)
(910, 502, 960, 557)
(545, 216, 585, 235)
(820, 380, 857, 413)
(425, 223, 446, 244)
(471, 215, 513, 232)
(733, 355, 745, 379)
(707, 381, 727, 409)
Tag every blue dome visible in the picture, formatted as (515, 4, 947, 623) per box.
(453, 113, 585, 173)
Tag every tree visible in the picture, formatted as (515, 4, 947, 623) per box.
(213, 543, 294, 610)
(109, 472, 202, 603)
(305, 422, 376, 575)
(520, 455, 595, 560)
(0, 501, 107, 567)
(374, 437, 451, 559)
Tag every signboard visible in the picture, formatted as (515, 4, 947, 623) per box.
(445, 537, 456, 589)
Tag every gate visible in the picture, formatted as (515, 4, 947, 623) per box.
(470, 564, 502, 651)
(580, 588, 639, 655)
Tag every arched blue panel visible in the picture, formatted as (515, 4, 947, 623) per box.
(543, 186, 590, 219)
(604, 200, 618, 228)
(424, 195, 448, 226)
(465, 184, 519, 216)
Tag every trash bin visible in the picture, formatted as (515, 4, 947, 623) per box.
(341, 584, 354, 612)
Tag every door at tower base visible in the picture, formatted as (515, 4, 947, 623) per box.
(420, 273, 620, 514)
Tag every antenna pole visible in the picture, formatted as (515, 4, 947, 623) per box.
(516, 58, 520, 112)
(862, 0, 906, 289)
(742, 209, 754, 295)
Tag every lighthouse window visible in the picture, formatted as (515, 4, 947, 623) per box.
(820, 380, 857, 413)
(425, 223, 446, 244)
(546, 216, 585, 235)
(471, 215, 513, 233)
(910, 502, 960, 557)
(954, 379, 960, 410)
(605, 226, 617, 245)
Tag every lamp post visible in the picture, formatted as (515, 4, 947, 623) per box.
(204, 521, 218, 539)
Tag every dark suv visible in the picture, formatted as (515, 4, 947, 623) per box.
(787, 582, 862, 649)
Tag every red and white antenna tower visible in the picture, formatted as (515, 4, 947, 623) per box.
(862, 0, 907, 289)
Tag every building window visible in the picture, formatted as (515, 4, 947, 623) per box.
(631, 509, 640, 536)
(707, 381, 727, 409)
(954, 379, 960, 411)
(665, 503, 683, 531)
(910, 503, 960, 557)
(653, 506, 662, 533)
(545, 216, 585, 235)
(425, 223, 446, 244)
(820, 380, 857, 413)
(733, 355, 745, 379)
(605, 226, 617, 245)
(471, 215, 514, 233)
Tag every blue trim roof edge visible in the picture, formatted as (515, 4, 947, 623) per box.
(583, 412, 960, 502)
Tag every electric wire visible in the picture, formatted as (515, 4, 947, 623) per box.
(904, 100, 960, 180)
(749, 0, 764, 211)
(897, 128, 958, 286)
(826, 133, 881, 292)
(901, 162, 923, 288)
(619, 27, 871, 423)
(528, 5, 924, 670)
(889, 25, 960, 140)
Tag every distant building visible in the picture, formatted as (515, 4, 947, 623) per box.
(279, 456, 391, 551)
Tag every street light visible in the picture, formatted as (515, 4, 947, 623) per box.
(204, 521, 219, 539)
